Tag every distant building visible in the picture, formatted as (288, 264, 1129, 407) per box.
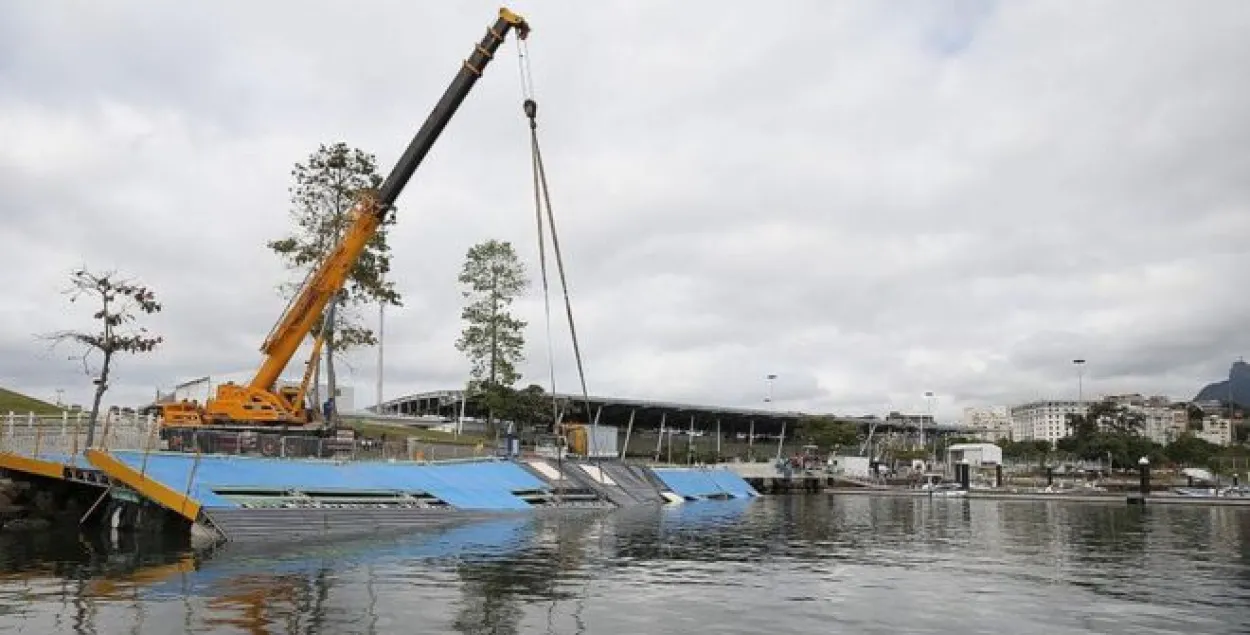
(884, 412, 935, 428)
(1105, 393, 1185, 445)
(1158, 406, 1189, 445)
(961, 406, 1012, 442)
(1010, 400, 1086, 445)
(1194, 415, 1233, 446)
(883, 411, 938, 448)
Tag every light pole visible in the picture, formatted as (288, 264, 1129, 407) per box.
(765, 374, 781, 460)
(923, 391, 935, 462)
(1073, 359, 1086, 407)
(376, 301, 385, 412)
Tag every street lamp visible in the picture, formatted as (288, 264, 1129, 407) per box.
(923, 391, 935, 461)
(765, 374, 781, 460)
(1073, 359, 1086, 407)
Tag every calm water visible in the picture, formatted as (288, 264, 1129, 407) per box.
(1, 495, 1248, 634)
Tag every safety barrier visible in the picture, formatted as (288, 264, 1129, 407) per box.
(0, 411, 494, 473)
(0, 411, 155, 458)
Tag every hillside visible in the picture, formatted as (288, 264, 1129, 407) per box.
(0, 387, 65, 416)
(1194, 360, 1250, 410)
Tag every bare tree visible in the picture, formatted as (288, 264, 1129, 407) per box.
(41, 268, 163, 447)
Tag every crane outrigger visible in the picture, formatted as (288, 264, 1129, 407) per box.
(161, 8, 531, 430)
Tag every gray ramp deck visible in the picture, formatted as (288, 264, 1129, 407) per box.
(515, 459, 629, 506)
(599, 462, 667, 505)
(518, 459, 663, 507)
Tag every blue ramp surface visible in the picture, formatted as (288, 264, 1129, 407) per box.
(652, 467, 759, 499)
(108, 451, 547, 510)
(706, 468, 759, 498)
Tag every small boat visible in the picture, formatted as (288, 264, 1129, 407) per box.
(923, 482, 967, 497)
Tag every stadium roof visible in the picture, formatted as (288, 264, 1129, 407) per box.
(372, 389, 804, 433)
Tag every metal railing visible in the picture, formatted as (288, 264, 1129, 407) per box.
(0, 411, 497, 465)
(0, 410, 156, 459)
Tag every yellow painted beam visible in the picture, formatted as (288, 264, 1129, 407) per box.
(0, 452, 67, 480)
(84, 450, 202, 521)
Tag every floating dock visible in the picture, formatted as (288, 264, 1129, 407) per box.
(0, 414, 760, 545)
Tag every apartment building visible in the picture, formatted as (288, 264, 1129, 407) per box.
(1105, 393, 1186, 445)
(1009, 400, 1087, 445)
(962, 406, 1012, 442)
(1194, 415, 1234, 446)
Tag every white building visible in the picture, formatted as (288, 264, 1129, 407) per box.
(1010, 400, 1087, 445)
(962, 406, 1012, 442)
(1143, 407, 1187, 445)
(1194, 415, 1233, 446)
(1104, 394, 1186, 445)
(945, 442, 1003, 467)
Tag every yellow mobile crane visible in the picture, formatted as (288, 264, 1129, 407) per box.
(161, 8, 531, 430)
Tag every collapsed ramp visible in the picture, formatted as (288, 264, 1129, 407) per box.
(85, 449, 612, 545)
(573, 462, 660, 506)
(519, 458, 641, 507)
(597, 462, 667, 505)
(651, 466, 760, 501)
(631, 463, 677, 495)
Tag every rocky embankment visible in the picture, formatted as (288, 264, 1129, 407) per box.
(0, 475, 87, 532)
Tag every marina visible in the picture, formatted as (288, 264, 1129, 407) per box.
(1, 3, 1248, 632)
(3, 410, 1245, 551)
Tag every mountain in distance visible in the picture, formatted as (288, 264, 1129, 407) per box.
(1193, 360, 1250, 410)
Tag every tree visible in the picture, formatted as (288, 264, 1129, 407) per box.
(1164, 433, 1219, 467)
(1103, 407, 1146, 436)
(41, 268, 163, 447)
(1066, 400, 1144, 439)
(267, 142, 401, 422)
(796, 416, 860, 451)
(1000, 439, 1054, 465)
(1055, 399, 1157, 467)
(455, 239, 529, 391)
(486, 384, 554, 433)
(935, 435, 974, 457)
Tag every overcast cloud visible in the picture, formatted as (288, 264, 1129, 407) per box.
(2, 0, 1248, 421)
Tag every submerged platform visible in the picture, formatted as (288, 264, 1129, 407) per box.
(0, 419, 760, 545)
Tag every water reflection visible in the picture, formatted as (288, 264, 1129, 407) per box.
(0, 497, 1248, 634)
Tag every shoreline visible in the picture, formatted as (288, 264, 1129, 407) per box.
(822, 487, 1250, 506)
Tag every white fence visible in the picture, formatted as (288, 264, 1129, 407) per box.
(0, 411, 157, 459)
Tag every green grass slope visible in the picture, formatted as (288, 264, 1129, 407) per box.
(0, 387, 65, 415)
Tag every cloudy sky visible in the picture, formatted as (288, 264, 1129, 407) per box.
(2, 1, 1247, 421)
